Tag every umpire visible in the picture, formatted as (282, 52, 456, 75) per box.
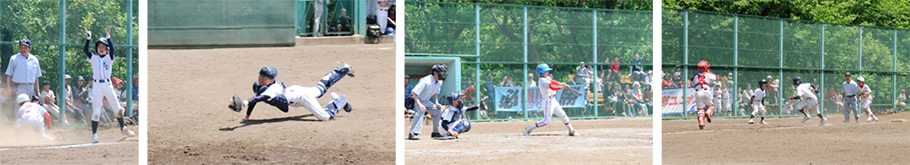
(5, 38, 42, 98)
(841, 72, 859, 122)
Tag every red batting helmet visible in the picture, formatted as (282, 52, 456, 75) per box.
(697, 60, 710, 72)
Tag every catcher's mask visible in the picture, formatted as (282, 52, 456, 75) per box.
(697, 60, 710, 72)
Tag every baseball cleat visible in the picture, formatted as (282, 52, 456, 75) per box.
(843, 119, 850, 123)
(122, 128, 136, 137)
(407, 133, 419, 140)
(748, 119, 754, 124)
(337, 61, 355, 75)
(431, 132, 443, 138)
(568, 129, 577, 136)
(760, 120, 767, 124)
(817, 114, 827, 121)
(855, 117, 859, 122)
(705, 114, 712, 123)
(92, 134, 99, 143)
(523, 126, 532, 136)
(801, 116, 810, 123)
(229, 94, 243, 112)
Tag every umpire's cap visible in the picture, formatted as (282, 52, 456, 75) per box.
(260, 65, 278, 79)
(19, 38, 31, 46)
(432, 64, 447, 80)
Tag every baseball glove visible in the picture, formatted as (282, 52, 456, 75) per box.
(229, 94, 244, 112)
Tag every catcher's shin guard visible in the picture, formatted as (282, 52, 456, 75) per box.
(697, 108, 706, 129)
(315, 68, 352, 98)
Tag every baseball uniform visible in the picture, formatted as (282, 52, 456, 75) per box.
(524, 76, 575, 135)
(858, 83, 878, 121)
(245, 67, 353, 121)
(16, 102, 53, 140)
(842, 80, 859, 121)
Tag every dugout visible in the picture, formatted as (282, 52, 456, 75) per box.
(404, 57, 461, 103)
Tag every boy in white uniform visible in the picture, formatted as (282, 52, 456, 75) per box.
(15, 94, 54, 140)
(788, 76, 827, 125)
(748, 79, 768, 124)
(856, 77, 878, 122)
(524, 63, 577, 136)
(691, 60, 717, 130)
(82, 26, 135, 143)
(229, 64, 355, 121)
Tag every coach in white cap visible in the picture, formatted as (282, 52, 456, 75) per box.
(6, 38, 42, 98)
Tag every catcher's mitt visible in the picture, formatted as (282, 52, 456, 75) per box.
(229, 94, 244, 112)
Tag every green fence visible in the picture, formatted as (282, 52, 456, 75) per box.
(149, 0, 295, 47)
(662, 8, 910, 119)
(406, 1, 653, 121)
(296, 0, 371, 36)
(0, 0, 139, 124)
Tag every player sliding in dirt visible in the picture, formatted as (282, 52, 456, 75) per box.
(437, 93, 487, 140)
(229, 63, 355, 121)
(788, 76, 827, 125)
(691, 60, 717, 130)
(15, 94, 54, 141)
(524, 63, 577, 136)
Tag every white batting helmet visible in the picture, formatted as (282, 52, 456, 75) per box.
(17, 94, 30, 104)
(857, 77, 865, 82)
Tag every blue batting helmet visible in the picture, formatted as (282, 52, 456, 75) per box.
(536, 63, 553, 76)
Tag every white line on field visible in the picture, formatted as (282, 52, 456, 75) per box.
(0, 142, 122, 151)
(664, 121, 889, 135)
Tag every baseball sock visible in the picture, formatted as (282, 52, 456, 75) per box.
(565, 123, 574, 131)
(117, 117, 125, 130)
(91, 121, 99, 134)
(750, 115, 755, 119)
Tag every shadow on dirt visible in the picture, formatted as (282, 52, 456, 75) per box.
(219, 114, 321, 131)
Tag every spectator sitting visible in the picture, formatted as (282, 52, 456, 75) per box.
(336, 8, 352, 32)
(40, 81, 63, 124)
(630, 53, 645, 82)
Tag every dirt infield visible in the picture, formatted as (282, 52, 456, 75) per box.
(663, 112, 910, 164)
(405, 118, 652, 164)
(148, 43, 395, 164)
(0, 124, 138, 164)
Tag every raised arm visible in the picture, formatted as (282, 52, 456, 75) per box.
(106, 26, 115, 60)
(83, 27, 93, 59)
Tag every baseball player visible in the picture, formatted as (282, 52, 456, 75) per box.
(15, 94, 54, 141)
(841, 72, 860, 122)
(407, 64, 447, 140)
(789, 76, 827, 125)
(229, 63, 355, 122)
(438, 92, 486, 140)
(82, 26, 135, 143)
(748, 79, 768, 124)
(856, 77, 878, 122)
(523, 63, 577, 136)
(691, 60, 717, 129)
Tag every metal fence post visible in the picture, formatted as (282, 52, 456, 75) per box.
(858, 26, 863, 75)
(522, 6, 528, 119)
(474, 4, 481, 120)
(683, 10, 689, 118)
(894, 29, 898, 110)
(820, 23, 825, 115)
(592, 10, 598, 118)
(733, 15, 738, 117)
(57, 0, 67, 122)
(126, 0, 134, 118)
(778, 19, 784, 116)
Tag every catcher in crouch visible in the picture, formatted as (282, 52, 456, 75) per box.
(438, 92, 487, 140)
(229, 63, 355, 121)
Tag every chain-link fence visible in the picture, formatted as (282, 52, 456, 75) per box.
(405, 1, 653, 121)
(662, 8, 910, 119)
(0, 0, 139, 125)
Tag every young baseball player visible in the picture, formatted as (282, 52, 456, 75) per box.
(438, 92, 486, 140)
(229, 63, 355, 121)
(82, 26, 135, 143)
(691, 60, 717, 129)
(524, 63, 577, 136)
(15, 94, 54, 140)
(856, 77, 878, 122)
(789, 76, 827, 125)
(748, 79, 768, 124)
(407, 64, 447, 140)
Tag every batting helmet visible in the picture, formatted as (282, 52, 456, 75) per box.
(697, 60, 710, 72)
(792, 76, 802, 85)
(259, 65, 278, 79)
(445, 92, 464, 103)
(95, 38, 110, 51)
(17, 94, 30, 105)
(857, 76, 865, 82)
(536, 63, 553, 76)
(758, 79, 768, 87)
(432, 64, 448, 80)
